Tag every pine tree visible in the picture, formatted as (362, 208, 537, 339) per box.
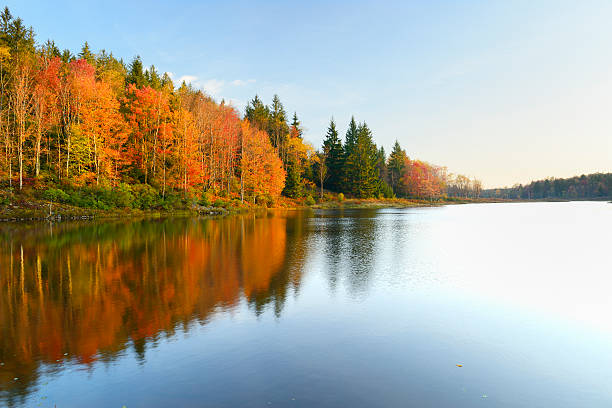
(291, 112, 302, 138)
(322, 118, 344, 192)
(126, 55, 146, 88)
(268, 94, 288, 152)
(61, 49, 73, 63)
(244, 95, 269, 131)
(344, 122, 379, 197)
(344, 116, 358, 155)
(388, 140, 407, 196)
(282, 160, 302, 198)
(78, 41, 95, 65)
(147, 65, 161, 90)
(375, 146, 393, 197)
(160, 72, 173, 91)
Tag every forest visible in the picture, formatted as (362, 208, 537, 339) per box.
(482, 173, 612, 200)
(0, 7, 483, 212)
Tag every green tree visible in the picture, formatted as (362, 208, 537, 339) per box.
(126, 55, 146, 88)
(388, 140, 407, 195)
(282, 160, 302, 198)
(147, 65, 161, 90)
(343, 122, 379, 198)
(78, 41, 95, 65)
(244, 95, 269, 131)
(291, 112, 302, 138)
(268, 94, 289, 156)
(322, 118, 344, 192)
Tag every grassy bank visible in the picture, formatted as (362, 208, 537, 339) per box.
(0, 185, 503, 222)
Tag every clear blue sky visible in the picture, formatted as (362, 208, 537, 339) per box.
(8, 0, 612, 187)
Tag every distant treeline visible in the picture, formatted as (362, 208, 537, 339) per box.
(482, 173, 612, 200)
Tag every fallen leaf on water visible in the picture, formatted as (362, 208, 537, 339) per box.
(456, 364, 463, 367)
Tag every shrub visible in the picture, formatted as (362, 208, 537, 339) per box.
(0, 193, 10, 206)
(132, 184, 159, 209)
(304, 195, 315, 206)
(43, 188, 70, 203)
(213, 199, 227, 208)
(159, 192, 181, 210)
(337, 192, 345, 202)
(255, 193, 274, 207)
(200, 191, 212, 207)
(113, 183, 135, 208)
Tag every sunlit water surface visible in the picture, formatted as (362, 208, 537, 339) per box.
(0, 202, 611, 407)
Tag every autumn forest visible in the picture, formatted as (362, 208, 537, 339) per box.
(0, 7, 489, 214)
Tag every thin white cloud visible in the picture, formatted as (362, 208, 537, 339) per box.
(178, 75, 198, 84)
(200, 79, 225, 96)
(230, 79, 256, 86)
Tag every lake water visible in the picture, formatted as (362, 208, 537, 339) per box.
(0, 202, 611, 407)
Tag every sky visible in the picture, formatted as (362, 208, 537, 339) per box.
(7, 0, 612, 187)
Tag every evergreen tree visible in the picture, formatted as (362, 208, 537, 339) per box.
(78, 41, 95, 65)
(282, 160, 302, 198)
(41, 40, 61, 58)
(291, 112, 302, 138)
(147, 65, 161, 90)
(268, 94, 288, 151)
(375, 147, 393, 197)
(343, 122, 379, 197)
(244, 95, 269, 131)
(388, 140, 407, 195)
(161, 71, 174, 91)
(0, 7, 12, 34)
(322, 118, 344, 192)
(344, 116, 358, 155)
(126, 55, 147, 88)
(60, 49, 73, 63)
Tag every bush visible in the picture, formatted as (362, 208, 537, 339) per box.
(132, 184, 159, 209)
(337, 193, 345, 202)
(304, 195, 315, 206)
(255, 193, 275, 207)
(113, 183, 135, 208)
(0, 193, 10, 206)
(213, 199, 227, 208)
(43, 188, 70, 203)
(200, 191, 212, 207)
(159, 191, 181, 210)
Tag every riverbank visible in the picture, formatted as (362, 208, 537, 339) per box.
(0, 188, 497, 222)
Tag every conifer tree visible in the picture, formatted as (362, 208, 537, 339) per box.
(147, 65, 161, 90)
(268, 94, 288, 153)
(126, 55, 146, 88)
(322, 118, 344, 192)
(244, 95, 269, 132)
(344, 122, 379, 197)
(291, 112, 302, 138)
(78, 41, 95, 65)
(388, 140, 407, 195)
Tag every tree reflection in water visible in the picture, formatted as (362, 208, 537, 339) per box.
(0, 212, 309, 405)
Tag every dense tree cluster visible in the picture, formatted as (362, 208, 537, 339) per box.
(316, 119, 480, 200)
(483, 173, 612, 200)
(0, 7, 478, 208)
(0, 8, 285, 207)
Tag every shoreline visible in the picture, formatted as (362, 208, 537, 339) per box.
(0, 196, 541, 223)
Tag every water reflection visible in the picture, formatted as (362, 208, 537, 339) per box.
(2, 203, 611, 407)
(0, 213, 309, 406)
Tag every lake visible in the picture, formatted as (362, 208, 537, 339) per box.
(0, 202, 611, 407)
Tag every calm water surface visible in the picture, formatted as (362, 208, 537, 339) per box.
(0, 202, 611, 407)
